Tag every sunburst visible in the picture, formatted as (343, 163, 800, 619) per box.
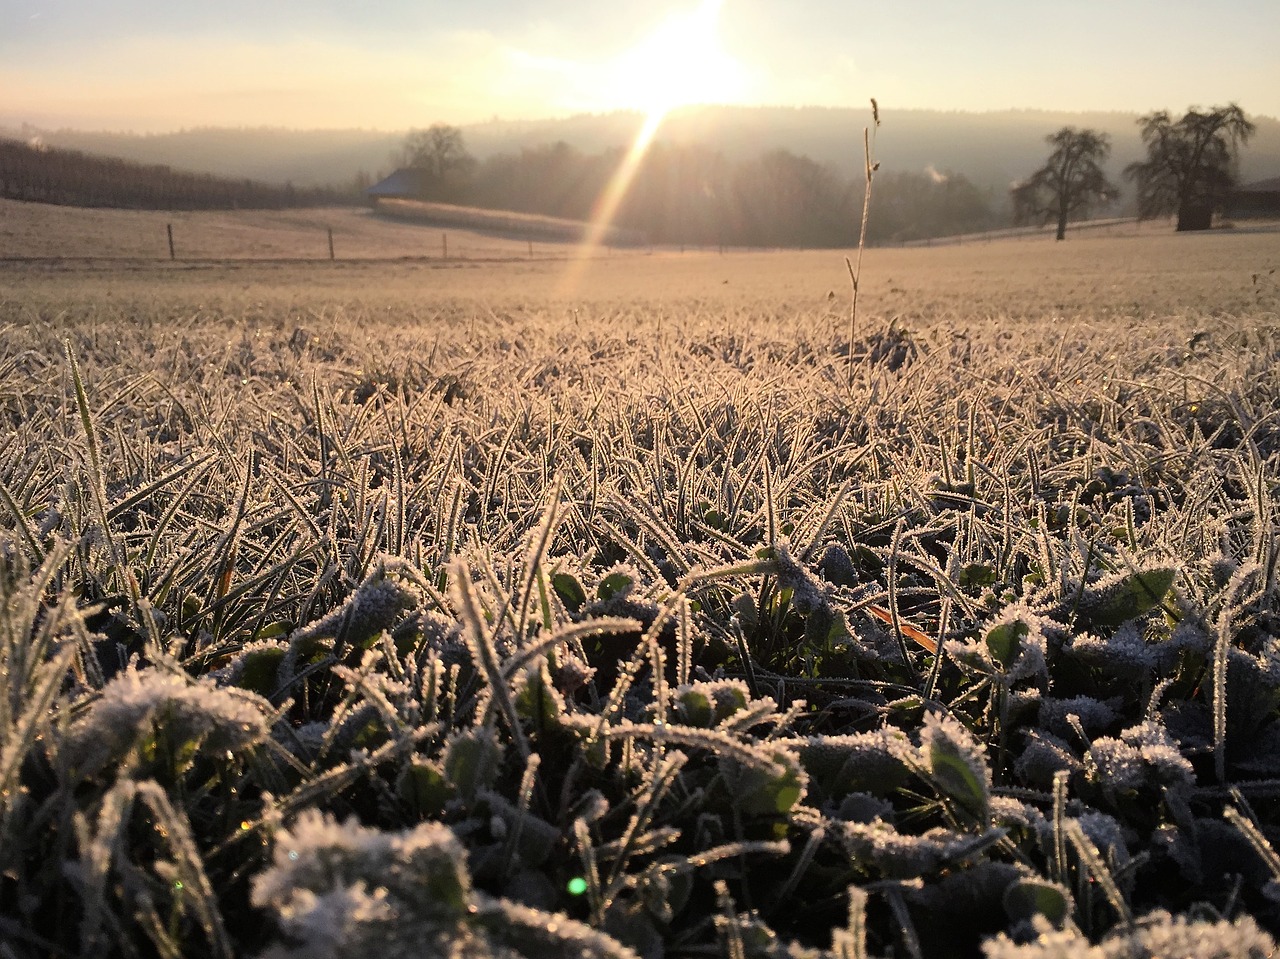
(560, 0, 745, 292)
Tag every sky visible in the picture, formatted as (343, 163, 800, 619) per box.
(2, 0, 1278, 132)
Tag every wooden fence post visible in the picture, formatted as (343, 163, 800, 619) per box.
(327, 226, 335, 260)
(442, 232, 448, 259)
(167, 223, 175, 260)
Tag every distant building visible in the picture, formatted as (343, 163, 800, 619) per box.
(364, 168, 431, 201)
(1224, 177, 1280, 219)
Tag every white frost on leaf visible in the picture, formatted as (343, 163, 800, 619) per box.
(65, 665, 273, 777)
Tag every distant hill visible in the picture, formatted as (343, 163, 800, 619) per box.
(6, 106, 1279, 196)
(0, 125, 402, 191)
(0, 137, 350, 210)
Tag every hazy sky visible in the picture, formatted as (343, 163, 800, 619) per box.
(3, 0, 1277, 131)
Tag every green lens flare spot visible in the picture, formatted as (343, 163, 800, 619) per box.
(567, 876, 588, 896)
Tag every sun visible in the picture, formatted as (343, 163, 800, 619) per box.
(558, 0, 747, 293)
(608, 0, 747, 120)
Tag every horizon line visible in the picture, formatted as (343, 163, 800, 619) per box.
(4, 102, 1278, 138)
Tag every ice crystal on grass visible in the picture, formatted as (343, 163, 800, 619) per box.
(720, 744, 807, 818)
(1015, 730, 1083, 788)
(798, 728, 912, 803)
(1123, 910, 1277, 959)
(289, 561, 423, 652)
(769, 543, 829, 616)
(953, 604, 1051, 685)
(982, 909, 1277, 958)
(1038, 697, 1121, 741)
(252, 811, 639, 959)
(1034, 810, 1130, 886)
(414, 608, 468, 665)
(1063, 623, 1155, 674)
(1152, 619, 1212, 670)
(1071, 566, 1178, 632)
(64, 665, 273, 778)
(990, 796, 1048, 834)
(833, 791, 894, 824)
(252, 812, 469, 958)
(444, 727, 505, 805)
(251, 811, 471, 922)
(839, 820, 1004, 878)
(9, 252, 1280, 958)
(277, 720, 330, 761)
(552, 653, 596, 697)
(213, 637, 288, 694)
(472, 896, 643, 959)
(1085, 722, 1194, 794)
(673, 679, 751, 728)
(1084, 737, 1146, 791)
(982, 918, 1108, 959)
(919, 710, 992, 822)
(260, 883, 394, 957)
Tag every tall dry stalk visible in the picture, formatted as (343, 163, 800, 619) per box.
(847, 98, 880, 389)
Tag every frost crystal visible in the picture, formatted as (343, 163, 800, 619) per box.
(64, 665, 273, 776)
(674, 679, 752, 727)
(1064, 623, 1155, 672)
(415, 609, 468, 666)
(798, 728, 912, 800)
(289, 562, 423, 650)
(919, 710, 991, 819)
(972, 603, 1052, 684)
(770, 543, 828, 615)
(1085, 736, 1147, 790)
(268, 883, 394, 954)
(982, 908, 1276, 958)
(251, 812, 470, 927)
(990, 796, 1048, 833)
(1255, 635, 1280, 684)
(1016, 730, 1083, 788)
(839, 820, 996, 877)
(1154, 619, 1212, 670)
(251, 811, 640, 959)
(1086, 722, 1194, 792)
(1038, 696, 1121, 740)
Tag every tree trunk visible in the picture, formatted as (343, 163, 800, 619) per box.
(1176, 201, 1213, 231)
(1055, 210, 1067, 241)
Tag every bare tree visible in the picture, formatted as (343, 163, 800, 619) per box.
(1125, 104, 1255, 231)
(1012, 128, 1118, 241)
(396, 124, 475, 199)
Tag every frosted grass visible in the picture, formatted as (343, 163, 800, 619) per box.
(0, 276, 1278, 956)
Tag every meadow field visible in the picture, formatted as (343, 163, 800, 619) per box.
(2, 203, 1280, 958)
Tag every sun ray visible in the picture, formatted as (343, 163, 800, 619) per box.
(559, 0, 740, 294)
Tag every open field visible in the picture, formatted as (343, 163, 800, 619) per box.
(2, 217, 1280, 958)
(3, 195, 1278, 319)
(0, 197, 554, 261)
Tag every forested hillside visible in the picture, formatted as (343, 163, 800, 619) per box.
(0, 138, 351, 210)
(7, 106, 1278, 196)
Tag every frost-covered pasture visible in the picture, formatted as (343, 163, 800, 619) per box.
(1, 229, 1279, 958)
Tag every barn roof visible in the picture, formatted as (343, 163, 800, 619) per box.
(365, 168, 430, 198)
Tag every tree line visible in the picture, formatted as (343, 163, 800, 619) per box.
(400, 103, 1256, 247)
(5, 102, 1255, 244)
(392, 123, 998, 247)
(0, 138, 351, 211)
